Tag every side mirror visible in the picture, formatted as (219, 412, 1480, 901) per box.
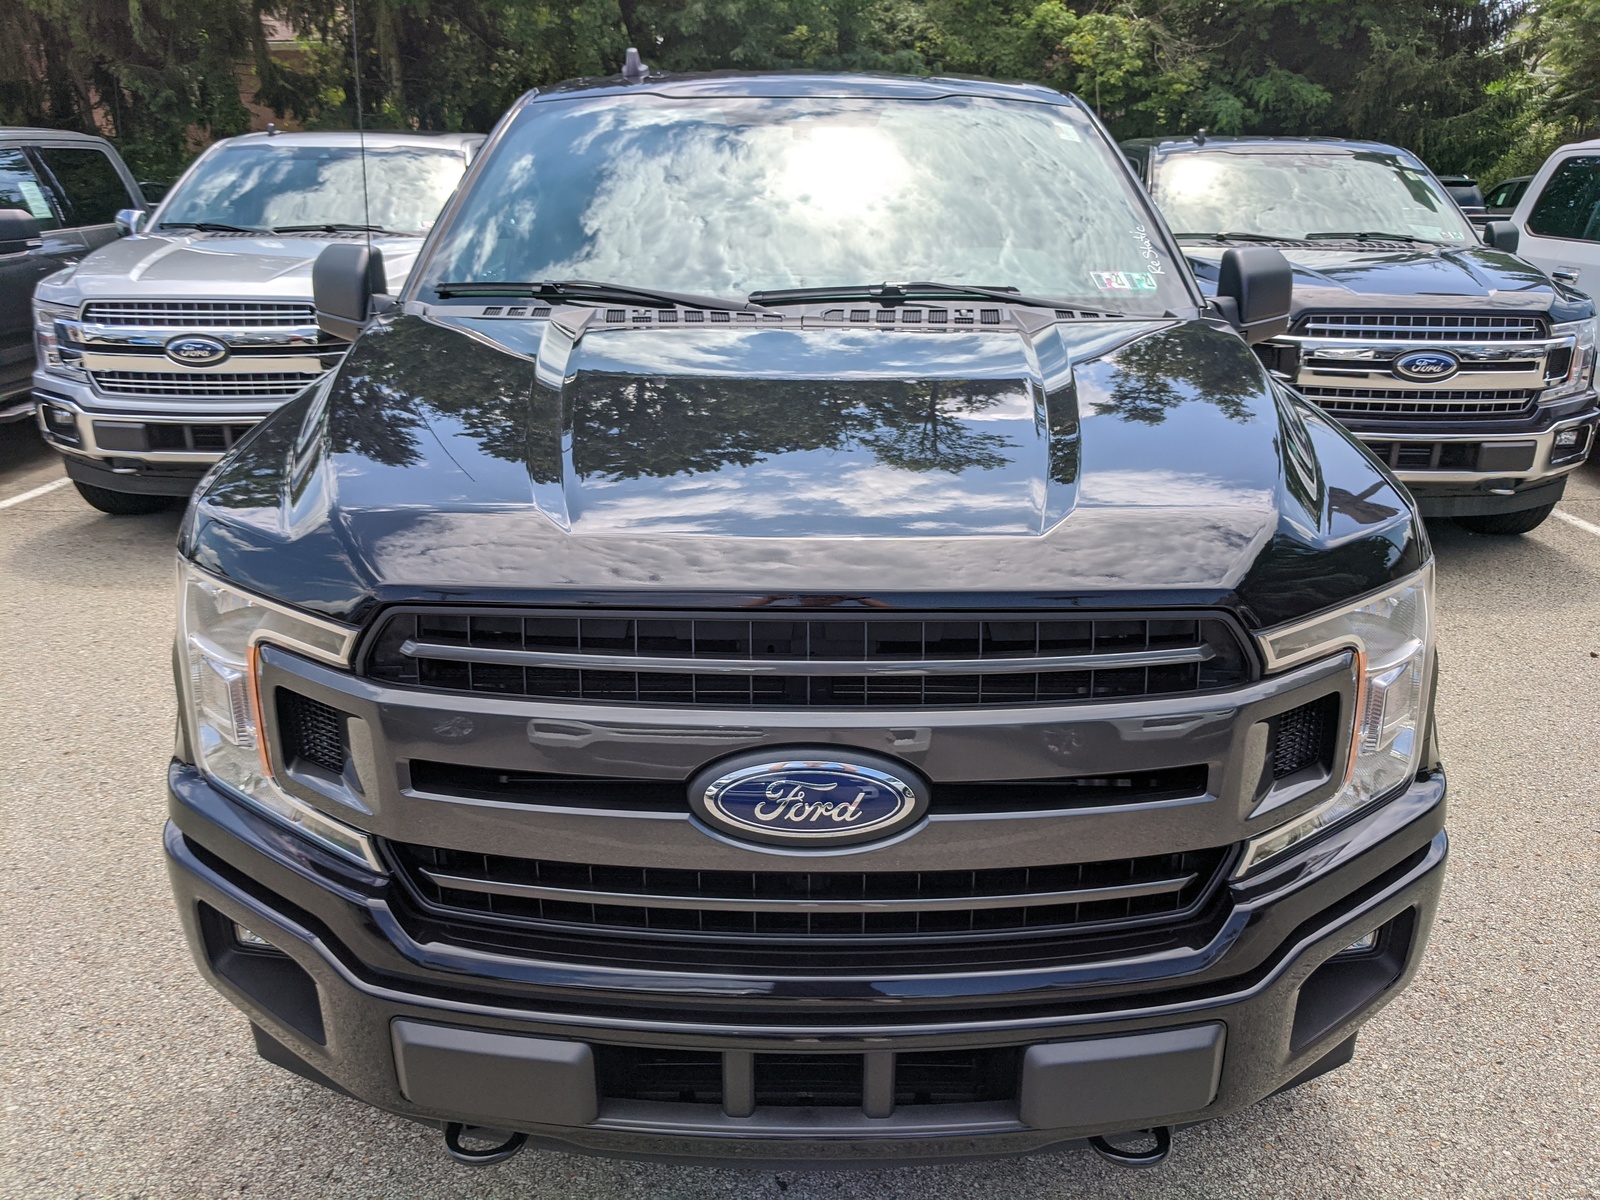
(115, 208, 146, 237)
(0, 207, 42, 254)
(312, 243, 387, 340)
(1215, 246, 1292, 344)
(1481, 220, 1519, 255)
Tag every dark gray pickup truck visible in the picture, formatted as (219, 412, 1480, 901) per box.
(1125, 135, 1598, 535)
(163, 71, 1446, 1170)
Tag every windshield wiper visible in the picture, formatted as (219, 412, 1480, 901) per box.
(273, 222, 407, 235)
(747, 281, 1121, 314)
(1304, 231, 1439, 244)
(1172, 231, 1311, 245)
(157, 221, 266, 234)
(433, 279, 754, 310)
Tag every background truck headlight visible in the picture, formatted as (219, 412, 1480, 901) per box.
(1543, 318, 1597, 402)
(1238, 565, 1435, 873)
(34, 300, 85, 379)
(176, 563, 375, 867)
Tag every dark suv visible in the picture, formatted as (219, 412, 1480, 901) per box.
(164, 72, 1446, 1169)
(0, 128, 146, 422)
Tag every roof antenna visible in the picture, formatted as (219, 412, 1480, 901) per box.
(621, 47, 648, 84)
(1193, 128, 1208, 146)
(266, 121, 277, 136)
(350, 0, 372, 252)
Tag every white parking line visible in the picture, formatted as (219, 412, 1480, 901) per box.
(1553, 508, 1600, 538)
(0, 476, 71, 510)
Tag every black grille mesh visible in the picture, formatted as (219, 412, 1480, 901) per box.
(363, 611, 1252, 709)
(276, 690, 348, 775)
(1272, 694, 1338, 779)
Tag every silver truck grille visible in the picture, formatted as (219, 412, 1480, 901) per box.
(362, 610, 1255, 708)
(81, 301, 317, 328)
(1300, 385, 1537, 420)
(1298, 313, 1546, 341)
(90, 371, 321, 397)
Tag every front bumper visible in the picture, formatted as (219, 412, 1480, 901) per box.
(32, 381, 289, 484)
(1344, 397, 1597, 516)
(165, 761, 1447, 1166)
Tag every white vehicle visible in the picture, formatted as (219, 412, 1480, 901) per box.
(1503, 138, 1600, 294)
(33, 130, 481, 513)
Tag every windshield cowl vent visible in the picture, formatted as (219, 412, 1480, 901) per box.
(468, 304, 1113, 327)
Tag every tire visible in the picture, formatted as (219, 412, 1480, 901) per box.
(72, 480, 177, 515)
(1452, 502, 1557, 536)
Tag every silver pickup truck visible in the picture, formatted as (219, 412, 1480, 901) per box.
(32, 129, 480, 513)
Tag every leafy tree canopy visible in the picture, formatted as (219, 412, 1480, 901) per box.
(0, 0, 1588, 185)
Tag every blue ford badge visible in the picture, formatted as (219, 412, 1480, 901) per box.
(691, 751, 928, 848)
(1392, 349, 1459, 382)
(164, 334, 230, 367)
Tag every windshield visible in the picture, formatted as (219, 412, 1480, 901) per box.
(1151, 149, 1477, 244)
(157, 142, 468, 235)
(420, 95, 1187, 313)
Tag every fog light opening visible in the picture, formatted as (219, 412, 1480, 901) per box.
(1555, 429, 1580, 448)
(233, 922, 280, 952)
(1334, 930, 1378, 958)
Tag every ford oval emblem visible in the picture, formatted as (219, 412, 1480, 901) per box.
(690, 750, 929, 849)
(1392, 349, 1459, 382)
(164, 334, 230, 367)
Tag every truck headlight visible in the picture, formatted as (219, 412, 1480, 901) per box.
(176, 562, 375, 867)
(34, 300, 85, 379)
(1237, 565, 1434, 874)
(1543, 318, 1597, 401)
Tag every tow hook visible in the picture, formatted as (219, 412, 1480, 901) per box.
(1087, 1126, 1172, 1168)
(443, 1122, 528, 1165)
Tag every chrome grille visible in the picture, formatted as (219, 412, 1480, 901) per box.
(1297, 313, 1546, 341)
(386, 841, 1232, 944)
(1300, 386, 1537, 420)
(81, 301, 317, 328)
(362, 610, 1254, 708)
(90, 371, 321, 397)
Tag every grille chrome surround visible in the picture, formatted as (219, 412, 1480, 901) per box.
(363, 610, 1255, 708)
(1296, 313, 1547, 342)
(90, 370, 322, 397)
(385, 841, 1233, 944)
(81, 301, 317, 327)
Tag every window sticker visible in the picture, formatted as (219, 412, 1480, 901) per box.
(17, 180, 52, 221)
(1054, 122, 1081, 143)
(1091, 270, 1159, 291)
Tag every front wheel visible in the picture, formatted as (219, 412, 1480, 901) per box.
(72, 480, 177, 515)
(1452, 502, 1557, 536)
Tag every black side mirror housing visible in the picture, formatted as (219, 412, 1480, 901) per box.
(1214, 246, 1292, 344)
(313, 243, 387, 340)
(0, 207, 43, 254)
(1481, 220, 1520, 255)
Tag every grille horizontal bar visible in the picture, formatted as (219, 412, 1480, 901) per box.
(1297, 313, 1546, 341)
(397, 638, 1215, 677)
(365, 610, 1253, 708)
(416, 867, 1197, 913)
(1301, 385, 1536, 420)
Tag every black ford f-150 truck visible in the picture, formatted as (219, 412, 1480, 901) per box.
(1123, 135, 1599, 535)
(165, 71, 1447, 1169)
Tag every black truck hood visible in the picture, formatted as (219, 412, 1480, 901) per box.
(1185, 243, 1590, 320)
(185, 310, 1423, 628)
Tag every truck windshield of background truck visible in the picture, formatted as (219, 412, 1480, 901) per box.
(155, 143, 468, 236)
(419, 95, 1189, 315)
(1152, 148, 1478, 245)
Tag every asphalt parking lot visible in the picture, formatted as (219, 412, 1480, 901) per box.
(2, 424, 1598, 1200)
